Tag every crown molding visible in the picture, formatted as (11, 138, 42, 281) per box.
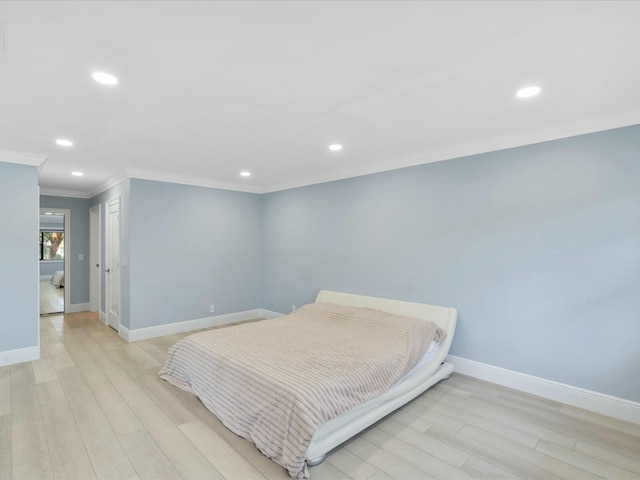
(39, 188, 90, 199)
(125, 168, 264, 194)
(87, 167, 264, 198)
(38, 114, 640, 198)
(0, 148, 48, 166)
(262, 113, 640, 193)
(88, 169, 130, 198)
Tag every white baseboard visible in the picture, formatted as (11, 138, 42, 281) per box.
(93, 307, 640, 425)
(447, 355, 640, 426)
(99, 311, 106, 324)
(121, 309, 267, 342)
(118, 325, 131, 342)
(0, 345, 40, 367)
(258, 309, 285, 319)
(65, 302, 90, 313)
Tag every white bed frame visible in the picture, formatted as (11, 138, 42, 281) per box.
(305, 290, 457, 466)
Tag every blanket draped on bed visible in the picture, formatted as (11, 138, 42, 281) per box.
(158, 302, 446, 478)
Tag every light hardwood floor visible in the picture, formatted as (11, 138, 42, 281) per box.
(1, 312, 639, 480)
(39, 280, 64, 315)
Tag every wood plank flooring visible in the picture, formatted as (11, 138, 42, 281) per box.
(39, 280, 64, 315)
(1, 312, 639, 480)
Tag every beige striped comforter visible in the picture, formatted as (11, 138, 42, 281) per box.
(158, 302, 446, 478)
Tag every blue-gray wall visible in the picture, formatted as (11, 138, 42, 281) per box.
(0, 162, 39, 352)
(38, 124, 638, 404)
(40, 196, 91, 306)
(40, 221, 63, 231)
(40, 261, 64, 277)
(262, 125, 640, 402)
(128, 179, 262, 329)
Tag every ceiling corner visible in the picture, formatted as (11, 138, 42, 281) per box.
(0, 148, 48, 167)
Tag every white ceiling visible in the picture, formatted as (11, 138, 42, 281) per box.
(1, 1, 639, 196)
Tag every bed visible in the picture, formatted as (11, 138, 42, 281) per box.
(159, 290, 457, 478)
(51, 270, 65, 288)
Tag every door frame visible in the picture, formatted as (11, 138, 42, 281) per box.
(39, 207, 71, 313)
(89, 204, 102, 316)
(105, 197, 121, 332)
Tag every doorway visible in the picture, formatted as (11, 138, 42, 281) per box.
(39, 208, 71, 315)
(89, 204, 101, 315)
(105, 198, 120, 331)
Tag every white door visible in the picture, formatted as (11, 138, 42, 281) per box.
(89, 204, 101, 313)
(106, 199, 120, 331)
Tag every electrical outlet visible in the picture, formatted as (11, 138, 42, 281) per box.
(291, 304, 296, 312)
(209, 304, 215, 313)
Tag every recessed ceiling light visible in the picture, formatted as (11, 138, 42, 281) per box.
(329, 144, 343, 151)
(240, 171, 251, 177)
(516, 86, 541, 98)
(71, 171, 83, 177)
(55, 139, 74, 147)
(92, 71, 118, 85)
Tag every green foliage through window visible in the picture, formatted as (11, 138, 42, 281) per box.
(39, 232, 64, 260)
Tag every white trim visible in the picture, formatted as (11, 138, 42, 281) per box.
(0, 346, 40, 367)
(105, 197, 121, 331)
(118, 325, 131, 342)
(84, 167, 263, 198)
(447, 355, 640, 426)
(42, 115, 640, 197)
(0, 148, 47, 166)
(89, 204, 102, 313)
(122, 309, 265, 342)
(257, 309, 285, 319)
(99, 310, 107, 324)
(124, 168, 264, 194)
(40, 188, 90, 199)
(88, 169, 130, 198)
(37, 187, 41, 352)
(39, 207, 71, 314)
(263, 114, 640, 193)
(65, 302, 90, 313)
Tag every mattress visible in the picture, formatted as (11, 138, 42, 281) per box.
(159, 301, 447, 478)
(51, 270, 64, 288)
(304, 290, 457, 464)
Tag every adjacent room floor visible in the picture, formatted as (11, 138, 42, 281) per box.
(1, 312, 638, 479)
(39, 279, 64, 315)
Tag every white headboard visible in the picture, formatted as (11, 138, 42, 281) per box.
(315, 290, 457, 333)
(315, 290, 457, 371)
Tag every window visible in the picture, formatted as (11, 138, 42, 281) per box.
(39, 231, 64, 260)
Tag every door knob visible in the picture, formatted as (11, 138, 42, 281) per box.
(105, 268, 111, 273)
